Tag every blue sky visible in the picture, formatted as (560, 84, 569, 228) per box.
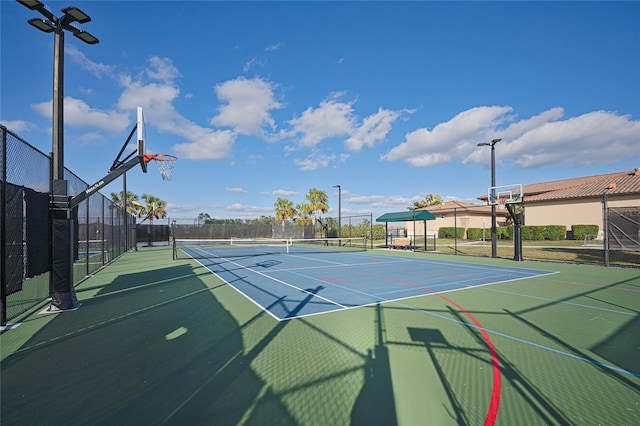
(3, 0, 640, 221)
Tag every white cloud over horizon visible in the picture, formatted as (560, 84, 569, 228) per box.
(20, 51, 639, 172)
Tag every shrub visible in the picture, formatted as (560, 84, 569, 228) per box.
(572, 224, 599, 240)
(520, 225, 566, 241)
(466, 227, 514, 240)
(522, 226, 544, 240)
(499, 227, 513, 240)
(467, 228, 484, 240)
(544, 225, 566, 241)
(438, 227, 465, 238)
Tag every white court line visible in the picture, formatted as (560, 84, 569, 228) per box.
(185, 247, 557, 320)
(187, 247, 349, 319)
(267, 257, 413, 273)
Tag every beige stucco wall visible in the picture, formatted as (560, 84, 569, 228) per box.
(401, 194, 638, 239)
(525, 195, 639, 234)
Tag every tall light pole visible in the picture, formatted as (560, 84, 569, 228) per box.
(19, 0, 99, 310)
(333, 185, 341, 239)
(19, 0, 99, 182)
(477, 138, 501, 258)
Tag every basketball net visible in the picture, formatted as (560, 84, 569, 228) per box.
(145, 154, 177, 181)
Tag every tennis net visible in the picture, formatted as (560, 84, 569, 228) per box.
(173, 237, 367, 260)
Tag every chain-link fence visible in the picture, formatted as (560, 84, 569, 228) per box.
(317, 214, 374, 247)
(604, 206, 640, 267)
(1, 126, 136, 325)
(607, 207, 640, 250)
(171, 222, 315, 241)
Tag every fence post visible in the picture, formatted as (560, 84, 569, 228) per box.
(1, 127, 7, 326)
(602, 191, 609, 267)
(85, 198, 89, 276)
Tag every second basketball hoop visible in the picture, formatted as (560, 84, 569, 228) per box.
(144, 154, 177, 181)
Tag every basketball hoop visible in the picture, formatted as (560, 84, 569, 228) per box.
(144, 154, 177, 181)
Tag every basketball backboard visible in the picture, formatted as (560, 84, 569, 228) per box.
(137, 106, 147, 173)
(488, 183, 523, 206)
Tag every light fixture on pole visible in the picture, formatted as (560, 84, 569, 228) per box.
(333, 185, 341, 239)
(477, 138, 501, 258)
(18, 0, 99, 310)
(18, 0, 99, 181)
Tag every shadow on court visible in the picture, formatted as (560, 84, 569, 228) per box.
(0, 263, 299, 424)
(2, 247, 639, 425)
(351, 303, 397, 425)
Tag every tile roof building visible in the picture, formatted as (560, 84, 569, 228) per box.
(408, 169, 640, 239)
(479, 169, 640, 237)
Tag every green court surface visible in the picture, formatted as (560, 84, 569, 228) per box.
(1, 246, 638, 425)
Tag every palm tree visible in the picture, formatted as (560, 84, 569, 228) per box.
(140, 194, 167, 239)
(306, 188, 329, 224)
(274, 198, 297, 228)
(410, 193, 442, 210)
(295, 202, 313, 225)
(139, 194, 167, 246)
(110, 191, 141, 215)
(140, 194, 167, 224)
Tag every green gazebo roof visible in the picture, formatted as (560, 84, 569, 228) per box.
(375, 210, 436, 222)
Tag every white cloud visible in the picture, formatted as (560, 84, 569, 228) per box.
(146, 56, 180, 82)
(0, 120, 34, 133)
(243, 58, 266, 73)
(294, 151, 349, 171)
(504, 110, 640, 168)
(262, 189, 299, 197)
(211, 77, 282, 138)
(264, 42, 285, 52)
(383, 105, 640, 170)
(32, 97, 130, 132)
(382, 106, 512, 166)
(287, 96, 356, 147)
(114, 57, 240, 160)
(226, 187, 247, 193)
(345, 108, 402, 152)
(117, 80, 180, 113)
(173, 130, 237, 160)
(66, 45, 113, 78)
(499, 107, 565, 141)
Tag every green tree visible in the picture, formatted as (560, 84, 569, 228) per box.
(305, 188, 329, 224)
(410, 193, 442, 210)
(110, 191, 141, 215)
(195, 212, 211, 225)
(274, 197, 297, 226)
(139, 194, 167, 225)
(295, 202, 313, 225)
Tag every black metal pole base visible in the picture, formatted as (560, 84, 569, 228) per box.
(49, 289, 79, 311)
(50, 192, 78, 310)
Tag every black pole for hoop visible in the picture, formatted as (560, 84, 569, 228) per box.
(505, 201, 524, 261)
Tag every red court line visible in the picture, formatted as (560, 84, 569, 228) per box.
(349, 268, 502, 425)
(434, 292, 501, 426)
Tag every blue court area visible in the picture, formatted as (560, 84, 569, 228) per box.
(182, 247, 556, 320)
